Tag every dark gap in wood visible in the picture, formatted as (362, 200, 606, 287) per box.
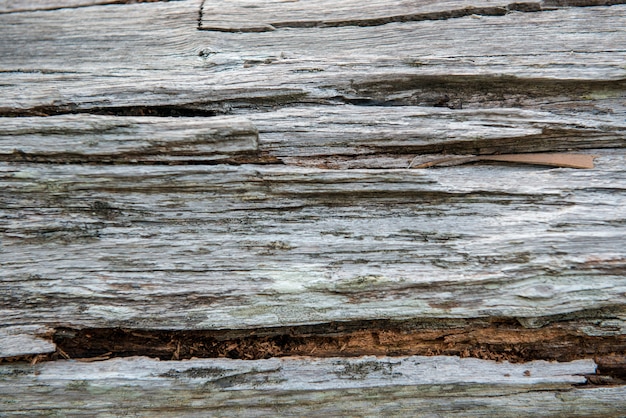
(1, 149, 280, 165)
(0, 105, 219, 118)
(199, 0, 626, 32)
(198, 0, 206, 31)
(3, 314, 623, 383)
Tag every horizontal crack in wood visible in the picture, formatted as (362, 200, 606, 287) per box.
(2, 317, 623, 384)
(0, 104, 220, 118)
(199, 0, 626, 32)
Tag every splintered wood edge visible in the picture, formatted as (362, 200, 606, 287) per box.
(411, 153, 596, 169)
(0, 326, 56, 358)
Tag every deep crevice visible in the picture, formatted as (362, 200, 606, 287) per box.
(0, 104, 219, 118)
(199, 0, 626, 32)
(3, 315, 623, 383)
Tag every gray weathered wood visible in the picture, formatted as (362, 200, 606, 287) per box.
(0, 0, 170, 14)
(248, 105, 625, 164)
(0, 1, 624, 111)
(199, 0, 518, 32)
(199, 0, 626, 31)
(0, 115, 258, 162)
(2, 153, 624, 329)
(0, 326, 55, 358)
(3, 356, 625, 416)
(0, 0, 624, 414)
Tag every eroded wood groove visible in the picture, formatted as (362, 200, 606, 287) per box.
(2, 311, 625, 384)
(200, 0, 626, 32)
(2, 322, 625, 388)
(42, 316, 626, 369)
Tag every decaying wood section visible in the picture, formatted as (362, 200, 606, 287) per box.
(0, 0, 625, 414)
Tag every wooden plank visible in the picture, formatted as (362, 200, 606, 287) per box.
(3, 356, 624, 416)
(2, 149, 624, 330)
(0, 2, 624, 111)
(0, 115, 258, 163)
(0, 326, 55, 358)
(200, 0, 515, 32)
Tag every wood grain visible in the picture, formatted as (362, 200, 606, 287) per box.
(0, 1, 624, 111)
(3, 356, 625, 416)
(0, 0, 624, 414)
(2, 153, 624, 330)
(0, 0, 171, 13)
(0, 115, 258, 163)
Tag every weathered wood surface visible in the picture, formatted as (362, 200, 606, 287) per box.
(4, 356, 626, 417)
(200, 0, 626, 31)
(0, 0, 625, 414)
(2, 155, 625, 330)
(0, 115, 258, 162)
(0, 0, 171, 14)
(0, 326, 55, 358)
(1, 0, 625, 111)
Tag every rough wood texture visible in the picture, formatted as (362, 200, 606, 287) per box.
(0, 0, 625, 414)
(1, 1, 625, 111)
(0, 326, 55, 358)
(0, 0, 171, 13)
(0, 115, 258, 163)
(2, 156, 625, 330)
(3, 356, 625, 417)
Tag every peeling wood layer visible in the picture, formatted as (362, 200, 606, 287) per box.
(1, 107, 623, 166)
(248, 106, 625, 164)
(0, 326, 55, 358)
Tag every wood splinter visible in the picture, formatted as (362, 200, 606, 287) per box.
(409, 153, 596, 169)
